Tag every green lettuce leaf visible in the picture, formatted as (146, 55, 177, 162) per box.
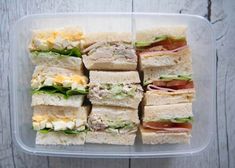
(148, 116, 194, 123)
(37, 128, 86, 135)
(39, 128, 52, 134)
(100, 84, 137, 99)
(63, 129, 86, 135)
(108, 121, 135, 129)
(159, 74, 192, 81)
(32, 85, 88, 98)
(170, 116, 194, 123)
(135, 35, 185, 48)
(31, 48, 82, 58)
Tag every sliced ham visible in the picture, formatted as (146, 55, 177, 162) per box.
(143, 122, 192, 132)
(139, 45, 188, 57)
(147, 84, 176, 92)
(151, 80, 194, 90)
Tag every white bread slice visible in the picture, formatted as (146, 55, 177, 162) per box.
(136, 26, 187, 41)
(31, 93, 84, 107)
(83, 56, 137, 71)
(30, 52, 83, 71)
(89, 105, 139, 124)
(84, 32, 131, 46)
(89, 71, 140, 84)
(36, 131, 86, 145)
(33, 105, 89, 119)
(143, 60, 192, 84)
(140, 127, 190, 144)
(139, 47, 191, 70)
(143, 103, 193, 122)
(86, 131, 136, 145)
(89, 90, 143, 109)
(144, 89, 195, 106)
(89, 94, 142, 109)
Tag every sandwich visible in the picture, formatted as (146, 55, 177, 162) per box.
(140, 103, 193, 144)
(135, 26, 191, 70)
(33, 105, 90, 145)
(144, 89, 195, 106)
(88, 71, 143, 109)
(82, 32, 137, 70)
(144, 74, 195, 106)
(29, 27, 84, 71)
(31, 66, 88, 107)
(86, 105, 139, 145)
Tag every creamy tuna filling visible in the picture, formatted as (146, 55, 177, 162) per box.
(83, 42, 137, 62)
(89, 83, 143, 100)
(88, 115, 137, 134)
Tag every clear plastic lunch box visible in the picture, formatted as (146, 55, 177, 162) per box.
(10, 13, 216, 158)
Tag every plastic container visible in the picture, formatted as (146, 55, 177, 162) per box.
(10, 13, 216, 158)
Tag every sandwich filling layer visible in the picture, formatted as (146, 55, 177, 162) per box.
(135, 35, 187, 54)
(31, 67, 88, 98)
(89, 83, 143, 100)
(88, 114, 138, 134)
(142, 116, 193, 132)
(29, 28, 84, 57)
(83, 41, 137, 62)
(145, 74, 194, 91)
(32, 107, 87, 135)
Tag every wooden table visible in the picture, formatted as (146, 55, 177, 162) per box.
(1, 0, 234, 167)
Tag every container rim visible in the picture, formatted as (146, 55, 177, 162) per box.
(10, 12, 216, 158)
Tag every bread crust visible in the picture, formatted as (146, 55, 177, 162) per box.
(140, 127, 191, 144)
(90, 105, 139, 123)
(31, 93, 84, 107)
(33, 105, 89, 119)
(144, 89, 195, 106)
(89, 71, 140, 84)
(136, 26, 187, 41)
(84, 32, 132, 46)
(86, 131, 136, 145)
(143, 59, 192, 83)
(143, 103, 193, 122)
(139, 47, 190, 70)
(89, 92, 143, 109)
(31, 52, 83, 71)
(36, 132, 86, 145)
(83, 57, 137, 70)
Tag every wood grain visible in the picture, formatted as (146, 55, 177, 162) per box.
(213, 0, 235, 167)
(1, 0, 18, 168)
(0, 0, 234, 167)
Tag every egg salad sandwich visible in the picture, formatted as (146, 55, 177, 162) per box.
(31, 66, 88, 107)
(140, 103, 193, 144)
(88, 71, 143, 109)
(86, 105, 139, 145)
(135, 26, 191, 70)
(33, 105, 90, 145)
(29, 27, 84, 71)
(82, 32, 137, 70)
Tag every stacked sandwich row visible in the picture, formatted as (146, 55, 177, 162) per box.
(29, 26, 195, 145)
(30, 28, 90, 145)
(83, 33, 143, 145)
(136, 27, 195, 144)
